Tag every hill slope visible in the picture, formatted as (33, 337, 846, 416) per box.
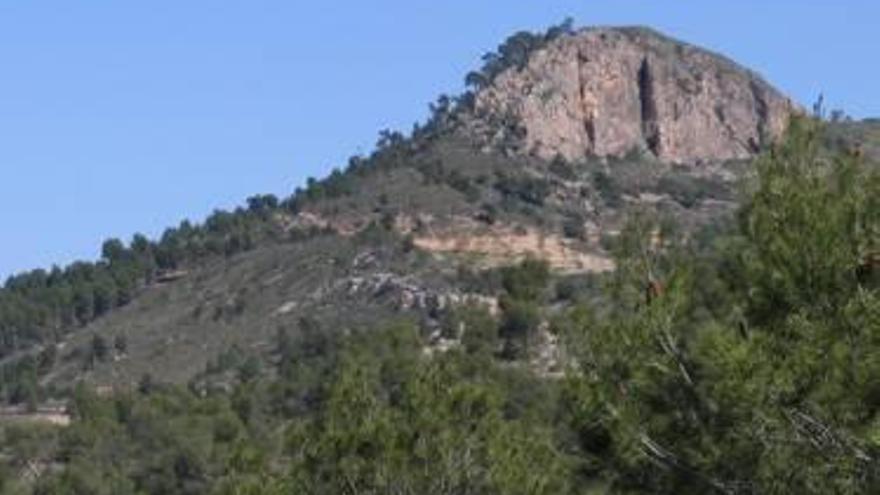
(0, 23, 872, 396)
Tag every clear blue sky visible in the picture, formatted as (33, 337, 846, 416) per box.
(1, 1, 877, 279)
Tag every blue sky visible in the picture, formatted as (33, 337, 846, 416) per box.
(0, 1, 877, 279)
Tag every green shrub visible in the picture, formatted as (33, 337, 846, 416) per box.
(495, 173, 552, 206)
(501, 258, 550, 300)
(592, 171, 624, 207)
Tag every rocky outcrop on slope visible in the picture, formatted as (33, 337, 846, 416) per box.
(467, 27, 796, 164)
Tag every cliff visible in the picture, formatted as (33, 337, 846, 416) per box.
(468, 27, 796, 164)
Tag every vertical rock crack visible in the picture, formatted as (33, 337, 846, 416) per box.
(638, 56, 661, 156)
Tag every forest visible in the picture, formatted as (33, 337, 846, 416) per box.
(0, 116, 877, 494)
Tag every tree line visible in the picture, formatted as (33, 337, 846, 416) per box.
(0, 194, 288, 353)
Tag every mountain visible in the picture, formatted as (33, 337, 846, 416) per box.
(1, 23, 879, 495)
(0, 23, 848, 393)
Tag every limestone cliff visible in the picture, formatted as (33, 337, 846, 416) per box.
(466, 27, 796, 164)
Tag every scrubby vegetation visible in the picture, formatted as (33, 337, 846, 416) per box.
(0, 196, 286, 349)
(1, 116, 878, 493)
(1, 17, 761, 412)
(464, 18, 576, 92)
(0, 195, 297, 405)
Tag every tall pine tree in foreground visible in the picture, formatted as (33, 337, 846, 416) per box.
(564, 115, 880, 494)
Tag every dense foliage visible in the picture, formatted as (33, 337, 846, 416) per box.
(561, 117, 880, 493)
(1, 118, 878, 494)
(0, 196, 284, 347)
(0, 194, 296, 404)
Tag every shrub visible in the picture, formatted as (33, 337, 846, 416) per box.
(548, 155, 578, 181)
(654, 173, 729, 208)
(592, 171, 624, 207)
(495, 173, 552, 206)
(499, 297, 541, 359)
(562, 215, 587, 240)
(501, 258, 550, 300)
(446, 304, 499, 355)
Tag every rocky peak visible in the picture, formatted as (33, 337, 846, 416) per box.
(467, 26, 796, 164)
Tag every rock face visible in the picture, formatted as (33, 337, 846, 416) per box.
(470, 27, 796, 164)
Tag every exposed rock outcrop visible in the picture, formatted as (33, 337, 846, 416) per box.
(468, 27, 796, 164)
(411, 217, 613, 274)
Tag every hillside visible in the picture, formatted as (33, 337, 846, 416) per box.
(1, 18, 874, 406)
(0, 23, 776, 393)
(1, 23, 879, 495)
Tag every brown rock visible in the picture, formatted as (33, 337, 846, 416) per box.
(469, 27, 796, 164)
